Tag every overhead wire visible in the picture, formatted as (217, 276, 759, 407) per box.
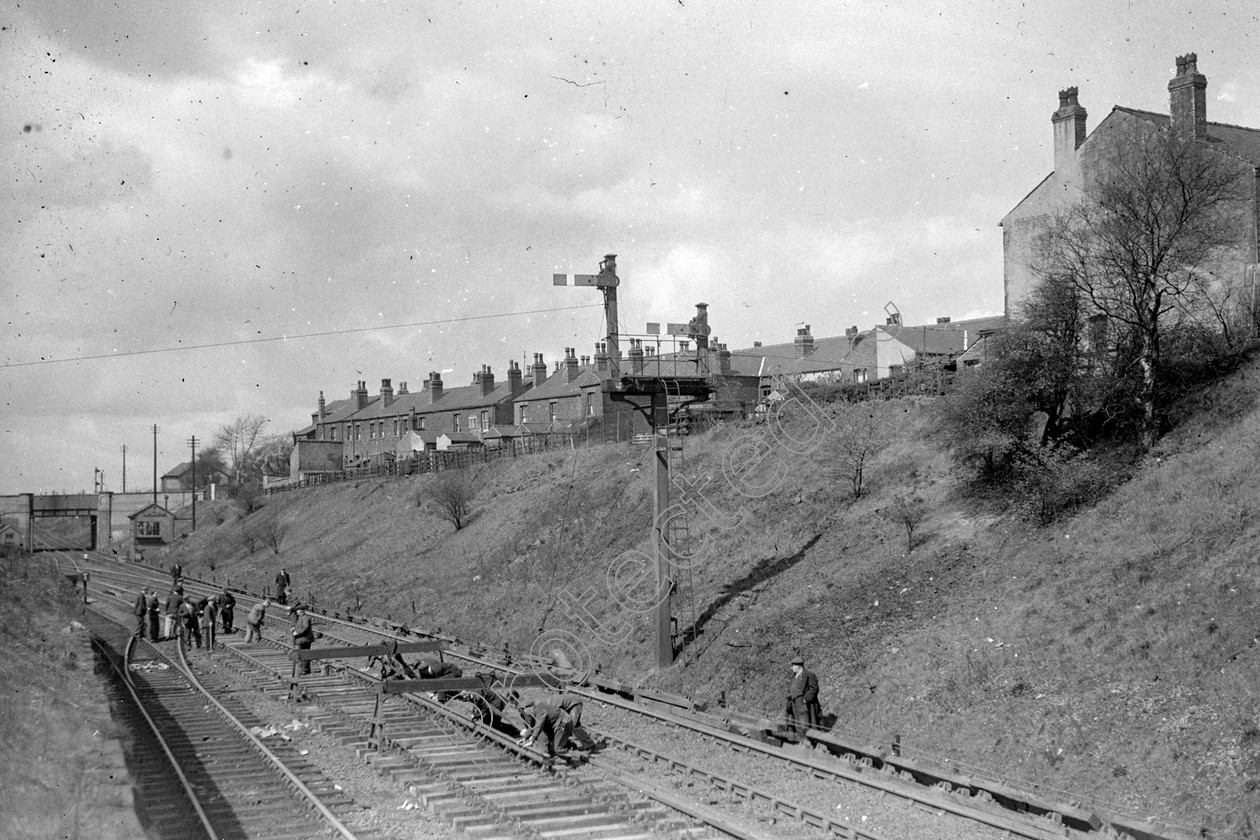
(2, 303, 603, 369)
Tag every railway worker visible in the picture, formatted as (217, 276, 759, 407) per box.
(518, 700, 569, 759)
(274, 568, 291, 605)
(416, 658, 463, 702)
(146, 588, 161, 641)
(548, 692, 595, 751)
(291, 605, 315, 675)
(200, 596, 218, 651)
(462, 682, 518, 736)
(170, 562, 182, 584)
(786, 657, 820, 745)
(132, 588, 148, 639)
(246, 599, 270, 643)
(217, 588, 236, 634)
(162, 587, 182, 640)
(180, 595, 202, 649)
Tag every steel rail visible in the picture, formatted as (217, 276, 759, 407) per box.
(168, 633, 362, 840)
(94, 632, 221, 840)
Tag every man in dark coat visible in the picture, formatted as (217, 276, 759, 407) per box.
(169, 562, 182, 585)
(291, 605, 315, 674)
(520, 700, 569, 758)
(132, 588, 148, 639)
(274, 568, 291, 605)
(417, 658, 463, 702)
(786, 656, 820, 744)
(548, 692, 595, 750)
(146, 589, 161, 640)
(179, 595, 201, 649)
(217, 589, 236, 634)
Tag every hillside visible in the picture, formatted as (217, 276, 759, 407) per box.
(155, 359, 1260, 836)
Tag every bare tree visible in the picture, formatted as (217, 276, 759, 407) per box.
(1037, 128, 1248, 450)
(212, 414, 270, 485)
(829, 403, 894, 500)
(888, 494, 926, 553)
(259, 517, 286, 554)
(427, 470, 477, 531)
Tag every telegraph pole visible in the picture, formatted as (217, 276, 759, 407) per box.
(121, 445, 127, 493)
(152, 424, 159, 505)
(187, 436, 198, 531)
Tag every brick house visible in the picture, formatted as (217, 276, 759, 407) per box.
(1002, 53, 1260, 316)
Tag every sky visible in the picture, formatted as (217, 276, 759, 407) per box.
(2, 0, 1258, 495)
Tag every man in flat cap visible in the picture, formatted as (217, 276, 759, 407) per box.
(786, 656, 820, 745)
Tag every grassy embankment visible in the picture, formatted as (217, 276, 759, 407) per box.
(0, 551, 145, 840)
(152, 356, 1260, 835)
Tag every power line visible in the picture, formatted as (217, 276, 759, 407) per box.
(2, 303, 602, 369)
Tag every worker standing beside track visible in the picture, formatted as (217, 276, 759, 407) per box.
(146, 588, 160, 641)
(217, 588, 236, 634)
(162, 587, 182, 640)
(786, 657, 820, 745)
(274, 568, 291, 605)
(200, 596, 217, 651)
(132, 588, 148, 639)
(291, 605, 315, 674)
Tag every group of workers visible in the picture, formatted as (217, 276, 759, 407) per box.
(132, 582, 237, 650)
(142, 564, 823, 756)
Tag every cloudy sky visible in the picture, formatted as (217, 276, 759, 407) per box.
(2, 1, 1258, 495)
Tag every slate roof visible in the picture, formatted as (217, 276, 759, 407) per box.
(1114, 106, 1260, 166)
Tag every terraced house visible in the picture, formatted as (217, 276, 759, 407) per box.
(1002, 52, 1260, 315)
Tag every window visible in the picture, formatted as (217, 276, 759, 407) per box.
(853, 369, 868, 384)
(469, 414, 477, 434)
(393, 419, 398, 437)
(480, 410, 489, 432)
(355, 424, 361, 441)
(584, 392, 593, 416)
(518, 404, 527, 424)
(549, 401, 558, 422)
(453, 414, 460, 432)
(418, 416, 426, 430)
(136, 520, 161, 537)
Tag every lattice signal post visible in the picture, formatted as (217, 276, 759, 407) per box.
(554, 254, 712, 667)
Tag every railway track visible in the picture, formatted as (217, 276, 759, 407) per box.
(74, 554, 796, 839)
(68, 551, 1190, 840)
(87, 606, 380, 839)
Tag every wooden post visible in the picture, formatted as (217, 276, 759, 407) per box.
(652, 391, 673, 668)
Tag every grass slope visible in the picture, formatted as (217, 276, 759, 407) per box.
(158, 360, 1260, 835)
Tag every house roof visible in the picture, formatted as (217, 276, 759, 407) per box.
(1114, 106, 1260, 166)
(517, 366, 602, 400)
(162, 461, 229, 480)
(127, 502, 173, 520)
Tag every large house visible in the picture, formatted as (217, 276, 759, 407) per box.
(1002, 53, 1260, 316)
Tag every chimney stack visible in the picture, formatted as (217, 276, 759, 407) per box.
(688, 302, 711, 350)
(845, 325, 859, 337)
(794, 325, 815, 357)
(477, 364, 495, 396)
(317, 391, 326, 422)
(718, 342, 731, 375)
(885, 313, 903, 326)
(507, 360, 523, 395)
(1052, 86, 1088, 175)
(532, 353, 548, 387)
(1169, 52, 1207, 141)
(936, 317, 951, 324)
(354, 380, 369, 410)
(398, 381, 408, 395)
(563, 347, 579, 382)
(595, 342, 610, 378)
(427, 371, 444, 404)
(629, 339, 645, 374)
(380, 378, 394, 408)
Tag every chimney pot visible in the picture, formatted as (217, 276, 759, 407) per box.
(936, 316, 951, 324)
